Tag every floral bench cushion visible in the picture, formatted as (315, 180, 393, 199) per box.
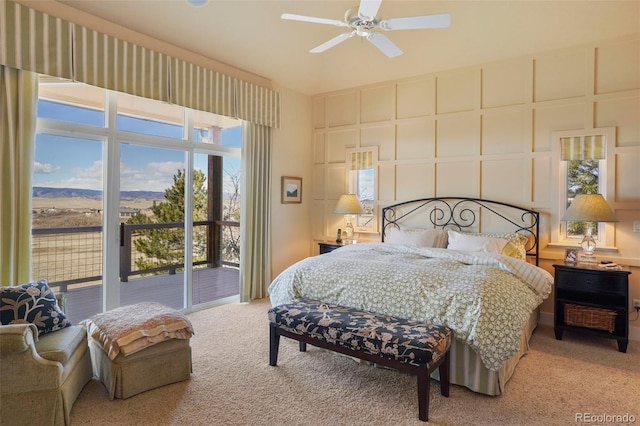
(268, 299, 452, 368)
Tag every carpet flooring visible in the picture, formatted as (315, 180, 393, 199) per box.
(70, 298, 640, 425)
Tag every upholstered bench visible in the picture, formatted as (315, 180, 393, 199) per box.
(268, 299, 452, 422)
(82, 302, 194, 399)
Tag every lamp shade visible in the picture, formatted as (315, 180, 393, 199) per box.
(334, 194, 363, 215)
(561, 194, 618, 222)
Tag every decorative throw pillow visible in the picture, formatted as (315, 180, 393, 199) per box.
(474, 232, 529, 261)
(0, 279, 71, 335)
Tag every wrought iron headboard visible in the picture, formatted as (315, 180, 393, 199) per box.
(381, 197, 540, 265)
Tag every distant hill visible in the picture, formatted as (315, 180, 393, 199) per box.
(33, 187, 164, 200)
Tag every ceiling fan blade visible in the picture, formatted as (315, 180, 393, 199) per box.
(310, 31, 356, 53)
(358, 0, 382, 19)
(381, 13, 451, 30)
(281, 13, 347, 27)
(366, 33, 403, 58)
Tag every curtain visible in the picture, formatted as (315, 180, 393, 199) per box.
(239, 122, 271, 301)
(73, 24, 170, 102)
(0, 65, 38, 286)
(236, 79, 281, 128)
(0, 0, 73, 79)
(561, 135, 606, 161)
(350, 150, 374, 170)
(169, 58, 235, 117)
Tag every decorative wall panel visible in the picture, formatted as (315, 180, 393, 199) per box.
(327, 129, 357, 163)
(326, 91, 357, 127)
(595, 39, 640, 94)
(482, 109, 526, 155)
(482, 60, 528, 108)
(361, 85, 394, 123)
(533, 103, 585, 152)
(396, 77, 433, 119)
(595, 97, 640, 147)
(397, 118, 433, 160)
(436, 69, 477, 114)
(534, 50, 587, 102)
(361, 124, 394, 161)
(436, 114, 480, 157)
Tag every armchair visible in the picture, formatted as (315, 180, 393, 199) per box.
(0, 293, 93, 426)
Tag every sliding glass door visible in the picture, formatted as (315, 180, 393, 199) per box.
(33, 80, 242, 322)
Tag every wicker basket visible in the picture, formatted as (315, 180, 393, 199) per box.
(564, 303, 617, 333)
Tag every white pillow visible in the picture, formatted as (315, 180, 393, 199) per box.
(386, 228, 447, 248)
(446, 230, 508, 254)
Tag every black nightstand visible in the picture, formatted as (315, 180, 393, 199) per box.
(318, 241, 345, 254)
(553, 263, 631, 352)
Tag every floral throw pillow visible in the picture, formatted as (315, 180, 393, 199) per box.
(0, 279, 71, 335)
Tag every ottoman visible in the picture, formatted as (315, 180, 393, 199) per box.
(82, 302, 194, 400)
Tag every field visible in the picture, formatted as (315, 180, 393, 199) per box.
(31, 197, 155, 288)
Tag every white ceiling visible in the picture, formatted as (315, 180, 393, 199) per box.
(57, 0, 639, 96)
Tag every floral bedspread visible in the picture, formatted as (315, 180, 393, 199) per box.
(267, 242, 553, 371)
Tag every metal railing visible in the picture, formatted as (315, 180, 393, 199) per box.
(32, 220, 240, 290)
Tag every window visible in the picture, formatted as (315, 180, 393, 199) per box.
(346, 148, 378, 233)
(552, 128, 616, 248)
(33, 79, 242, 322)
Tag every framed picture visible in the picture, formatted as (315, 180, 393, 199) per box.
(564, 248, 578, 264)
(281, 176, 302, 204)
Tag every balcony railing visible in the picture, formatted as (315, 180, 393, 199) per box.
(32, 220, 240, 291)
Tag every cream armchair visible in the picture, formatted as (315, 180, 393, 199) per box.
(0, 294, 93, 426)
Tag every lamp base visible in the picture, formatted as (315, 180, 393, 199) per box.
(579, 253, 597, 264)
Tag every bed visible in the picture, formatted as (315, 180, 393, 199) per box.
(268, 197, 553, 396)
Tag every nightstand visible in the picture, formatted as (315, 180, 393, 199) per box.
(553, 263, 631, 352)
(318, 241, 345, 254)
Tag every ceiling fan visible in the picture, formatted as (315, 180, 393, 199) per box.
(281, 0, 450, 58)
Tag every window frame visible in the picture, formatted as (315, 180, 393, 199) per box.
(35, 80, 242, 314)
(551, 127, 616, 249)
(345, 147, 378, 234)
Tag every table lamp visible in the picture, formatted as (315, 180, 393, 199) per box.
(334, 194, 363, 242)
(561, 194, 617, 262)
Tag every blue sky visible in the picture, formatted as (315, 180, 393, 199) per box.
(34, 100, 241, 193)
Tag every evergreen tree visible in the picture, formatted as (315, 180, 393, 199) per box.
(127, 169, 208, 272)
(566, 159, 599, 236)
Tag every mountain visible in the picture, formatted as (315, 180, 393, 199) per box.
(32, 187, 164, 200)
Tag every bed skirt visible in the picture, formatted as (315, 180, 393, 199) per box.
(431, 308, 539, 396)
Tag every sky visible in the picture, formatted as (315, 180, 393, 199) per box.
(34, 100, 241, 193)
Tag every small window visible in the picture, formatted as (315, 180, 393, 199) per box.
(346, 148, 378, 234)
(552, 128, 615, 248)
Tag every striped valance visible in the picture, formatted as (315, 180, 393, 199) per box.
(236, 80, 281, 128)
(170, 58, 235, 118)
(350, 150, 374, 170)
(0, 0, 73, 79)
(74, 25, 169, 102)
(561, 135, 606, 161)
(0, 0, 280, 128)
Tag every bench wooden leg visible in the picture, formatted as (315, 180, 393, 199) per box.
(269, 324, 280, 366)
(417, 369, 430, 422)
(299, 341, 307, 352)
(439, 351, 450, 397)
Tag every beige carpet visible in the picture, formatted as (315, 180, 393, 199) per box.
(71, 298, 640, 425)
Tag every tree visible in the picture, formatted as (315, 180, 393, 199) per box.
(222, 167, 241, 264)
(127, 169, 208, 272)
(566, 159, 599, 236)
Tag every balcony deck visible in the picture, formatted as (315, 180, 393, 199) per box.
(58, 266, 239, 324)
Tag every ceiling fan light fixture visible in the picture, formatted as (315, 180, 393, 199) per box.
(282, 0, 450, 57)
(186, 0, 208, 7)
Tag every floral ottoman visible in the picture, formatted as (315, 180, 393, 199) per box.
(268, 299, 452, 422)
